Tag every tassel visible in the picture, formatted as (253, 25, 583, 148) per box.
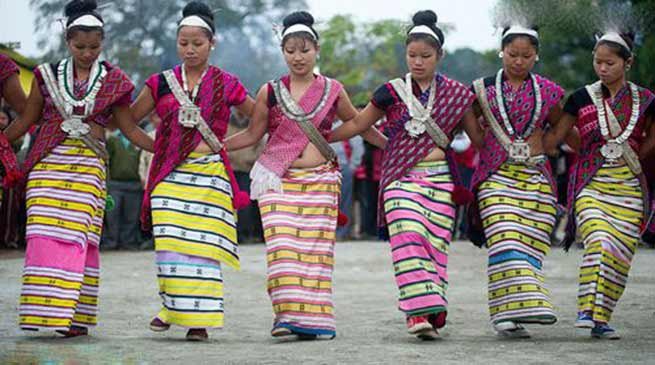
(220, 150, 251, 211)
(337, 210, 349, 227)
(233, 191, 251, 210)
(2, 170, 23, 188)
(454, 145, 478, 168)
(451, 185, 474, 205)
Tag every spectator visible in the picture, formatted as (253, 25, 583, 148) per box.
(138, 112, 160, 187)
(227, 109, 264, 243)
(0, 107, 24, 247)
(331, 120, 364, 240)
(137, 113, 161, 250)
(354, 120, 385, 240)
(102, 126, 146, 250)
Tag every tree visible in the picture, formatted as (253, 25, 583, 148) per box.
(440, 48, 499, 85)
(318, 15, 497, 105)
(318, 16, 406, 105)
(30, 0, 307, 89)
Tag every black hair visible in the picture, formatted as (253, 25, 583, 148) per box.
(406, 10, 445, 51)
(501, 26, 539, 51)
(281, 11, 319, 48)
(178, 1, 215, 39)
(595, 32, 635, 61)
(64, 0, 104, 40)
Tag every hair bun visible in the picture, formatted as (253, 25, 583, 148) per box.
(622, 31, 636, 43)
(183, 1, 214, 21)
(64, 0, 97, 17)
(283, 11, 315, 28)
(412, 10, 437, 27)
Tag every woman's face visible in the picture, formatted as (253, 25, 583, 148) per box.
(593, 44, 629, 86)
(406, 39, 439, 82)
(282, 37, 318, 77)
(502, 37, 538, 80)
(177, 26, 214, 69)
(0, 111, 9, 130)
(67, 30, 103, 70)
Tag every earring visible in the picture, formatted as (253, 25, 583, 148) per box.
(498, 51, 504, 59)
(625, 65, 631, 71)
(535, 55, 540, 62)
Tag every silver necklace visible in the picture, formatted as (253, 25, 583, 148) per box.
(494, 69, 542, 141)
(588, 81, 640, 161)
(181, 64, 209, 102)
(57, 58, 106, 116)
(404, 73, 437, 138)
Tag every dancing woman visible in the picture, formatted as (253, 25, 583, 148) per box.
(331, 10, 482, 340)
(0, 54, 27, 206)
(131, 1, 255, 341)
(226, 11, 385, 340)
(467, 24, 566, 338)
(4, 0, 153, 337)
(544, 30, 655, 340)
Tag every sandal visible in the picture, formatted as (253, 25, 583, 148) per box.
(186, 328, 209, 341)
(56, 325, 88, 338)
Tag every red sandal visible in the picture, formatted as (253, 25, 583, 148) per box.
(56, 325, 88, 338)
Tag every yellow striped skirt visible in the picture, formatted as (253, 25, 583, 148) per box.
(575, 163, 643, 324)
(151, 152, 237, 329)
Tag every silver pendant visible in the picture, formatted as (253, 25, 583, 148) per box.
(601, 142, 623, 161)
(179, 105, 201, 128)
(60, 117, 91, 138)
(405, 117, 427, 138)
(509, 141, 530, 162)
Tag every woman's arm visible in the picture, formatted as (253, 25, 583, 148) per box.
(224, 86, 269, 151)
(330, 102, 385, 143)
(545, 103, 565, 128)
(234, 95, 256, 118)
(113, 104, 154, 152)
(3, 78, 43, 142)
(639, 114, 655, 160)
(543, 111, 577, 156)
(360, 127, 387, 149)
(130, 87, 157, 125)
(334, 88, 387, 148)
(2, 73, 27, 114)
(460, 107, 483, 149)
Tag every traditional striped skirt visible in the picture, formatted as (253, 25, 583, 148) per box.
(25, 138, 106, 247)
(151, 152, 237, 329)
(19, 138, 105, 331)
(575, 163, 643, 324)
(259, 163, 340, 337)
(383, 160, 455, 318)
(478, 162, 557, 326)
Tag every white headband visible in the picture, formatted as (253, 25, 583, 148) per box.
(67, 14, 103, 29)
(179, 15, 214, 33)
(282, 24, 317, 40)
(409, 25, 441, 45)
(502, 25, 539, 41)
(597, 32, 631, 52)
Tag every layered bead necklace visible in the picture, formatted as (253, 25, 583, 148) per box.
(494, 69, 542, 142)
(56, 57, 106, 117)
(587, 81, 640, 161)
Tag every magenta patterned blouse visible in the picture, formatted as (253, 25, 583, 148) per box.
(471, 72, 565, 193)
(140, 64, 248, 229)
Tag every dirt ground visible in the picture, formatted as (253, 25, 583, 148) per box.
(0, 241, 653, 364)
